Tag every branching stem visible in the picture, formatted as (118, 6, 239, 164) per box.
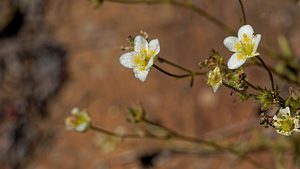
(90, 118, 268, 169)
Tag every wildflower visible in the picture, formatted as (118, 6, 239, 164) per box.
(272, 107, 300, 136)
(65, 108, 91, 132)
(223, 25, 261, 69)
(119, 35, 160, 82)
(207, 66, 222, 93)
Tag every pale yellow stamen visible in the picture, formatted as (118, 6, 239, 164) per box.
(235, 33, 255, 60)
(134, 48, 156, 70)
(207, 67, 222, 87)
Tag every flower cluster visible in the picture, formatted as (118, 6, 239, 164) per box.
(65, 25, 300, 138)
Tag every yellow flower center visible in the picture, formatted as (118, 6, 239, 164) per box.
(134, 48, 156, 71)
(208, 68, 222, 86)
(210, 72, 221, 84)
(276, 115, 295, 133)
(235, 34, 255, 60)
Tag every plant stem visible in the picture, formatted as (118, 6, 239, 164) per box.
(155, 57, 207, 87)
(244, 80, 258, 90)
(157, 57, 193, 73)
(156, 57, 256, 97)
(90, 125, 161, 140)
(153, 64, 191, 78)
(243, 62, 300, 87)
(238, 0, 247, 25)
(255, 56, 275, 91)
(104, 0, 235, 35)
(223, 82, 250, 97)
(142, 118, 180, 137)
(170, 1, 235, 35)
(90, 120, 267, 169)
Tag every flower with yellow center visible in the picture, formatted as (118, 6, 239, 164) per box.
(273, 107, 300, 136)
(207, 66, 222, 93)
(119, 35, 160, 82)
(223, 25, 261, 69)
(65, 108, 91, 132)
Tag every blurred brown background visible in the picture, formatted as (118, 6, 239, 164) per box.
(0, 0, 300, 169)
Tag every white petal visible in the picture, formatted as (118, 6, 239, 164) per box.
(119, 52, 136, 68)
(273, 115, 280, 121)
(71, 107, 79, 115)
(223, 36, 239, 52)
(213, 83, 220, 93)
(76, 122, 89, 132)
(227, 53, 247, 69)
(294, 119, 300, 130)
(149, 39, 160, 55)
(279, 107, 290, 116)
(253, 34, 261, 52)
(133, 68, 149, 82)
(145, 55, 156, 70)
(238, 25, 254, 40)
(134, 35, 148, 52)
(276, 130, 290, 136)
(294, 129, 300, 133)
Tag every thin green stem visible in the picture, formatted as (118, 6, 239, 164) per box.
(142, 118, 180, 137)
(223, 82, 249, 97)
(157, 57, 207, 76)
(90, 125, 162, 140)
(266, 65, 300, 86)
(255, 56, 275, 91)
(243, 62, 300, 87)
(155, 57, 206, 87)
(157, 57, 192, 73)
(153, 64, 191, 78)
(244, 80, 258, 90)
(156, 57, 256, 97)
(170, 1, 235, 35)
(238, 0, 247, 25)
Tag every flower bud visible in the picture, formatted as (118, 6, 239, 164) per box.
(65, 108, 91, 132)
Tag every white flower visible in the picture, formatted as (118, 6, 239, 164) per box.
(65, 108, 91, 132)
(207, 66, 222, 93)
(223, 25, 261, 69)
(273, 107, 300, 136)
(119, 35, 160, 82)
